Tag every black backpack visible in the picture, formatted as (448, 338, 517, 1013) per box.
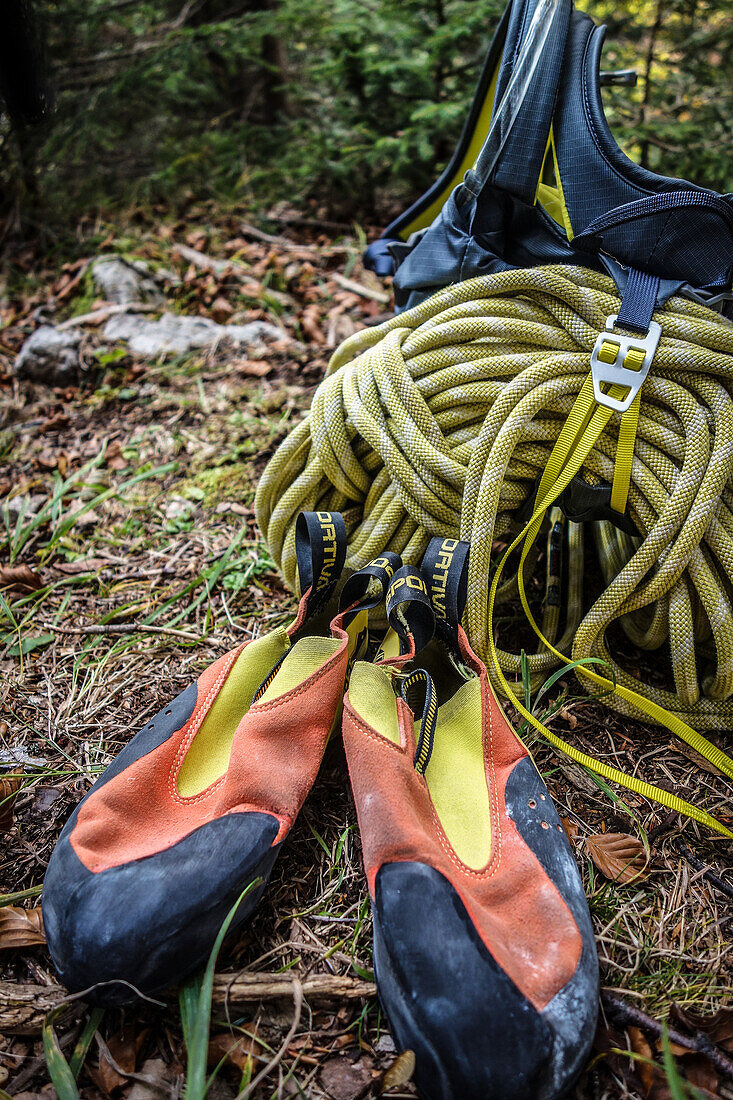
(365, 0, 733, 320)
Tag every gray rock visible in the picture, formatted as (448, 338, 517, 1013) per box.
(14, 325, 82, 383)
(91, 254, 164, 305)
(102, 311, 284, 358)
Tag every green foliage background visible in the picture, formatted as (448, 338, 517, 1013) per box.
(2, 0, 732, 231)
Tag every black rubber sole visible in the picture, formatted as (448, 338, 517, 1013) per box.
(43, 812, 281, 1004)
(369, 756, 599, 1100)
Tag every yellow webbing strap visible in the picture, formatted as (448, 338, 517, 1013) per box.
(487, 370, 733, 838)
(610, 393, 640, 515)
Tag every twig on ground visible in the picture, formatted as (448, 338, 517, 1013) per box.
(56, 302, 159, 330)
(172, 242, 293, 305)
(41, 622, 201, 641)
(236, 978, 303, 1099)
(331, 272, 389, 304)
(240, 222, 305, 251)
(0, 973, 375, 1034)
(601, 990, 733, 1082)
(672, 839, 733, 902)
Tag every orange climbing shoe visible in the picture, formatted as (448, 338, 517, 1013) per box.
(43, 511, 366, 1001)
(342, 538, 599, 1100)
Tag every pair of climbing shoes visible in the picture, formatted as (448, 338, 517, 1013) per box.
(43, 512, 598, 1100)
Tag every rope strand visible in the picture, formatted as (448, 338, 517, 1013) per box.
(256, 265, 733, 738)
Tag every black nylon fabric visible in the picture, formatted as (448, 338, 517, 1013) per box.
(489, 0, 572, 204)
(294, 510, 347, 613)
(376, 0, 733, 312)
(339, 550, 402, 628)
(386, 565, 435, 656)
(420, 537, 470, 645)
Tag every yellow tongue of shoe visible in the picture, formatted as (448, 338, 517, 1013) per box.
(177, 627, 292, 797)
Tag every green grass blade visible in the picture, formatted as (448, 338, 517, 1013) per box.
(181, 877, 262, 1100)
(520, 649, 532, 713)
(43, 1009, 81, 1100)
(661, 1025, 695, 1100)
(53, 461, 177, 541)
(0, 884, 43, 907)
(532, 656, 615, 712)
(69, 1007, 105, 1079)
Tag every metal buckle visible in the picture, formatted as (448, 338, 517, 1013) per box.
(590, 314, 661, 414)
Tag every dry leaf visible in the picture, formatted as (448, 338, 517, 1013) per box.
(88, 1032, 139, 1096)
(319, 1055, 373, 1100)
(126, 1057, 172, 1100)
(586, 832, 649, 884)
(207, 1031, 261, 1073)
(671, 740, 725, 777)
(671, 1004, 733, 1053)
(628, 1026, 659, 1096)
(0, 906, 45, 949)
(0, 564, 43, 593)
(235, 359, 271, 377)
(53, 557, 110, 575)
(560, 816, 579, 842)
(211, 296, 234, 323)
(0, 771, 23, 831)
(559, 763, 598, 796)
(301, 304, 326, 345)
(380, 1049, 415, 1092)
(682, 1054, 719, 1095)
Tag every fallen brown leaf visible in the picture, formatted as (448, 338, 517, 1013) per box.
(53, 557, 110, 575)
(0, 771, 23, 831)
(628, 1026, 659, 1096)
(586, 832, 649, 884)
(89, 1031, 140, 1096)
(320, 1055, 373, 1100)
(211, 296, 234, 323)
(380, 1049, 415, 1092)
(0, 565, 43, 593)
(682, 1054, 719, 1095)
(670, 1004, 733, 1053)
(560, 817, 579, 842)
(301, 304, 326, 345)
(235, 359, 271, 377)
(207, 1030, 261, 1074)
(672, 740, 725, 778)
(0, 907, 45, 949)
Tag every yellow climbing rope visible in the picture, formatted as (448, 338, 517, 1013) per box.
(256, 264, 733, 833)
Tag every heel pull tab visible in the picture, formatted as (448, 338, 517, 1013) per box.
(339, 552, 402, 628)
(420, 538, 470, 645)
(386, 566, 435, 657)
(401, 668, 439, 775)
(295, 511, 348, 616)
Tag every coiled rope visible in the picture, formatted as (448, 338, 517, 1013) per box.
(256, 264, 733, 831)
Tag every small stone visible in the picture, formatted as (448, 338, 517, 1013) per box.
(102, 312, 285, 359)
(91, 255, 164, 305)
(34, 787, 63, 811)
(165, 496, 195, 520)
(4, 494, 47, 520)
(14, 326, 82, 384)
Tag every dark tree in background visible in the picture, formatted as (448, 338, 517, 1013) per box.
(0, 0, 730, 236)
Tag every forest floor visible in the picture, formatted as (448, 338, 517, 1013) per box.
(0, 206, 732, 1100)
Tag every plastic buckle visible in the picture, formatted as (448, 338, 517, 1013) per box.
(590, 314, 661, 414)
